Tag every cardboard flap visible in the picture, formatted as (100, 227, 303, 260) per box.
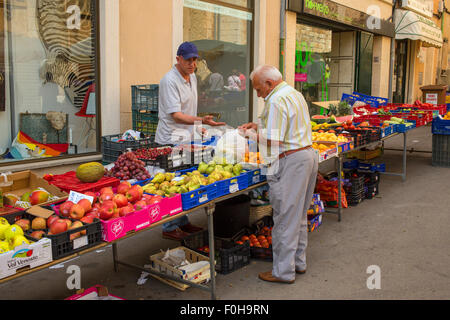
(97, 286, 109, 297)
(27, 206, 55, 219)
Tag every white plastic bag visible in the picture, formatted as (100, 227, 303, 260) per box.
(214, 129, 248, 164)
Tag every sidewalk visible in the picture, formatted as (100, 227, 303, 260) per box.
(0, 125, 449, 300)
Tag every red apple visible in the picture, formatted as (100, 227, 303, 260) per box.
(59, 201, 75, 218)
(84, 191, 97, 204)
(80, 216, 94, 224)
(99, 202, 115, 221)
(47, 215, 59, 228)
(64, 219, 72, 229)
(69, 221, 83, 240)
(85, 212, 99, 220)
(31, 230, 45, 240)
(93, 202, 102, 210)
(131, 185, 144, 198)
(126, 188, 141, 203)
(113, 194, 129, 208)
(77, 199, 92, 212)
(142, 194, 153, 205)
(119, 204, 134, 217)
(100, 187, 114, 195)
(16, 219, 31, 231)
(69, 204, 85, 220)
(50, 219, 69, 235)
(117, 182, 132, 195)
(29, 191, 49, 206)
(111, 211, 120, 219)
(99, 192, 114, 203)
(148, 195, 163, 205)
(134, 200, 147, 211)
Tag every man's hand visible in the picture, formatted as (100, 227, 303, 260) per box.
(238, 122, 258, 131)
(238, 122, 258, 141)
(202, 115, 226, 127)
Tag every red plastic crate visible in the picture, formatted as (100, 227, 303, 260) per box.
(46, 171, 120, 194)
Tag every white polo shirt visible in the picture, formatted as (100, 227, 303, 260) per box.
(155, 65, 198, 145)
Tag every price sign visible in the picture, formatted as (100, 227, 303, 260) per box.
(252, 175, 260, 184)
(229, 184, 239, 193)
(199, 194, 208, 203)
(73, 236, 88, 249)
(68, 191, 94, 205)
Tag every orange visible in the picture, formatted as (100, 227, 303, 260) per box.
(254, 243, 262, 248)
(236, 241, 244, 245)
(241, 236, 250, 241)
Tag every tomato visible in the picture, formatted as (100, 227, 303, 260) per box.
(350, 125, 356, 130)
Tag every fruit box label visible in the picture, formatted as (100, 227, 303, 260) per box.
(0, 238, 52, 279)
(69, 191, 94, 205)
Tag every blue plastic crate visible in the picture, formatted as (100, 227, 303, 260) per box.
(215, 173, 249, 198)
(432, 117, 450, 135)
(181, 184, 217, 211)
(353, 92, 389, 106)
(132, 84, 159, 112)
(343, 159, 359, 170)
(246, 169, 263, 186)
(342, 93, 380, 108)
(395, 121, 416, 133)
(381, 125, 395, 137)
(357, 162, 386, 173)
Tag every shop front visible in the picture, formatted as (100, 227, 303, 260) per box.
(0, 0, 101, 168)
(287, 0, 395, 111)
(394, 0, 444, 103)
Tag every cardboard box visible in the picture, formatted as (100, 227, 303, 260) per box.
(0, 171, 68, 209)
(0, 237, 53, 280)
(65, 285, 125, 300)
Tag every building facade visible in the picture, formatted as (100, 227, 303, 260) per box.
(0, 0, 447, 171)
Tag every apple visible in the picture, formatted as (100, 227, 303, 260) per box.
(99, 192, 114, 203)
(0, 220, 10, 239)
(69, 221, 83, 240)
(111, 211, 120, 219)
(4, 225, 24, 242)
(30, 230, 45, 240)
(117, 181, 132, 195)
(78, 199, 92, 212)
(84, 191, 97, 204)
(134, 200, 147, 211)
(59, 201, 75, 217)
(85, 212, 99, 220)
(119, 204, 134, 217)
(100, 187, 114, 195)
(47, 215, 59, 228)
(93, 202, 102, 210)
(11, 235, 30, 249)
(50, 219, 68, 235)
(113, 194, 128, 208)
(15, 219, 31, 231)
(29, 191, 49, 206)
(31, 217, 47, 230)
(80, 216, 94, 224)
(126, 188, 141, 203)
(131, 185, 144, 198)
(148, 195, 163, 205)
(69, 204, 86, 220)
(63, 219, 72, 229)
(99, 202, 115, 221)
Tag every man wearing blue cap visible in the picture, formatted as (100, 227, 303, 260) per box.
(157, 42, 226, 241)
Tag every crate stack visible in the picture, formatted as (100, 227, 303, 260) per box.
(432, 117, 450, 167)
(343, 171, 365, 206)
(362, 171, 380, 200)
(132, 84, 159, 138)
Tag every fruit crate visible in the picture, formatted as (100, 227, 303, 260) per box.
(364, 182, 380, 200)
(132, 110, 159, 136)
(343, 171, 365, 195)
(215, 173, 249, 198)
(339, 131, 371, 148)
(357, 162, 386, 172)
(346, 189, 365, 206)
(338, 141, 354, 153)
(180, 184, 217, 211)
(432, 117, 450, 135)
(131, 84, 159, 112)
(102, 134, 156, 164)
(432, 134, 450, 167)
(361, 171, 381, 185)
(137, 146, 193, 172)
(23, 206, 103, 260)
(394, 120, 416, 133)
(181, 230, 251, 275)
(380, 125, 395, 138)
(45, 171, 120, 194)
(245, 168, 266, 186)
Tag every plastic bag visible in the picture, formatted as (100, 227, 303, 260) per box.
(161, 248, 189, 268)
(214, 129, 248, 164)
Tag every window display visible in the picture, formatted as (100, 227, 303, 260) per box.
(183, 0, 253, 128)
(0, 0, 98, 165)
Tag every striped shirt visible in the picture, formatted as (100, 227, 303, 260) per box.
(259, 81, 312, 158)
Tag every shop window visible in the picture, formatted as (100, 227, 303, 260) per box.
(0, 0, 99, 165)
(295, 23, 332, 111)
(355, 32, 373, 96)
(183, 0, 253, 128)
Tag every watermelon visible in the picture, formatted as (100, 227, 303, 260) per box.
(335, 115, 354, 123)
(311, 115, 330, 124)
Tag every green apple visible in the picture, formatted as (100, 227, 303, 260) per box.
(4, 225, 24, 243)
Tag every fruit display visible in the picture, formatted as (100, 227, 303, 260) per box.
(312, 132, 349, 143)
(3, 188, 59, 210)
(134, 146, 174, 160)
(105, 152, 151, 181)
(236, 228, 272, 249)
(443, 112, 450, 120)
(0, 218, 33, 254)
(142, 160, 246, 197)
(76, 162, 105, 183)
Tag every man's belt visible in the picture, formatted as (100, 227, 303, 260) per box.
(278, 146, 312, 160)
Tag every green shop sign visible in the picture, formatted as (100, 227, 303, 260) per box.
(287, 0, 395, 38)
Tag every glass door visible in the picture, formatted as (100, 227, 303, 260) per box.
(393, 40, 408, 104)
(355, 31, 373, 95)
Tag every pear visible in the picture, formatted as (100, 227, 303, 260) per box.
(180, 186, 189, 194)
(0, 241, 10, 254)
(198, 162, 208, 174)
(10, 235, 30, 249)
(233, 164, 243, 176)
(206, 166, 215, 175)
(189, 184, 201, 192)
(0, 220, 10, 240)
(153, 173, 166, 184)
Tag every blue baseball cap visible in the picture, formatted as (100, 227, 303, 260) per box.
(177, 42, 199, 60)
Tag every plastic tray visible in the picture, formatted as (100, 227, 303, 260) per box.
(131, 84, 159, 112)
(364, 182, 380, 200)
(215, 173, 249, 198)
(357, 162, 386, 172)
(45, 171, 121, 194)
(432, 117, 450, 135)
(181, 230, 251, 275)
(432, 134, 450, 167)
(102, 134, 156, 164)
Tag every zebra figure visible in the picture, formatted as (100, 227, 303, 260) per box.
(37, 0, 96, 109)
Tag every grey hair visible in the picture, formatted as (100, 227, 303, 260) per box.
(250, 65, 283, 83)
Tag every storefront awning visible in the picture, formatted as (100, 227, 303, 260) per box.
(395, 9, 443, 48)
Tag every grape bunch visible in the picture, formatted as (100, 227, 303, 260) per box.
(106, 152, 151, 181)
